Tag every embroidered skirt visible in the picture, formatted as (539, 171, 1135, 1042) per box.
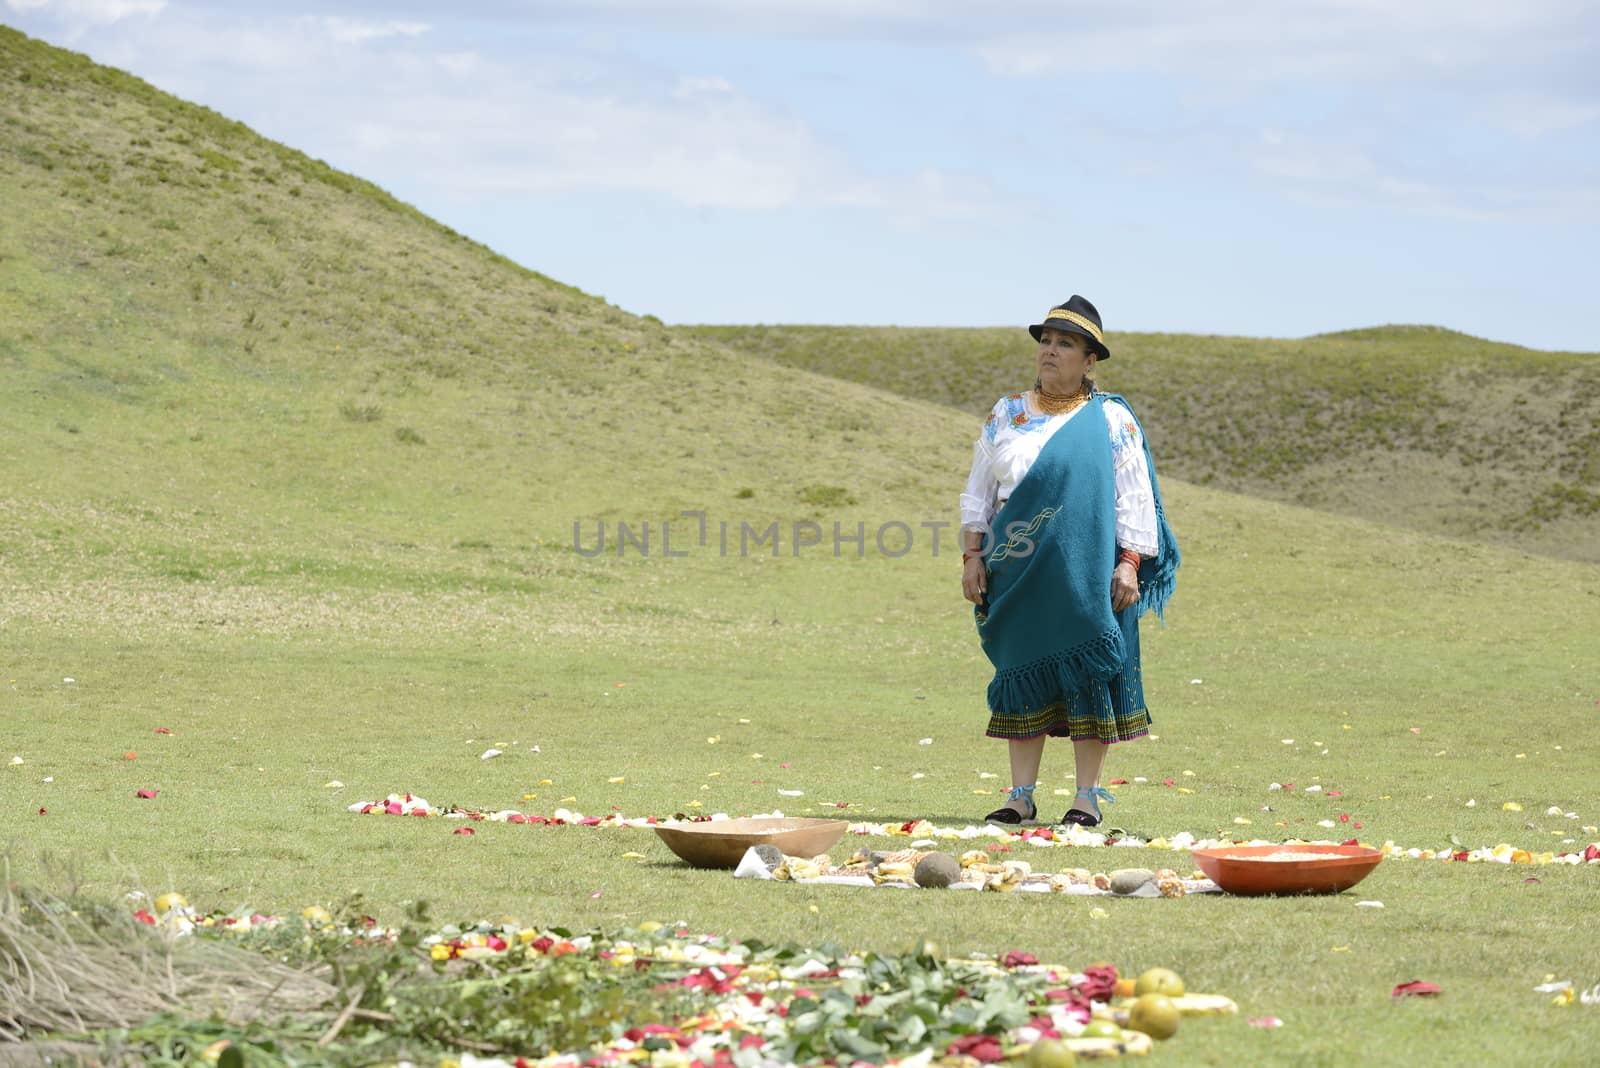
(984, 605, 1151, 744)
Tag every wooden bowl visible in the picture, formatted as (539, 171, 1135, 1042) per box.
(1191, 843, 1383, 896)
(652, 817, 850, 869)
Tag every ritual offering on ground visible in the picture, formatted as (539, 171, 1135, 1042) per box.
(734, 845, 1217, 896)
(1190, 842, 1383, 895)
(652, 816, 849, 868)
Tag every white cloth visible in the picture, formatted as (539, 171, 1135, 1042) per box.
(959, 393, 1159, 556)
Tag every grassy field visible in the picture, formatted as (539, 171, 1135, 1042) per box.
(684, 324, 1600, 564)
(3, 25, 1600, 1067)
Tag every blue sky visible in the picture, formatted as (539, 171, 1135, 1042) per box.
(6, 0, 1598, 351)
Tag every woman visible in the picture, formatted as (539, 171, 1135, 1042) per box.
(959, 295, 1178, 827)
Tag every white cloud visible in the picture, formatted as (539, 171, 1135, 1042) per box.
(305, 16, 429, 45)
(1247, 127, 1597, 224)
(3, 0, 164, 26)
(1475, 92, 1600, 141)
(974, 1, 1589, 84)
(673, 75, 734, 98)
(76, 12, 1010, 226)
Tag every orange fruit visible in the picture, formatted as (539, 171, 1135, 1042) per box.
(1114, 977, 1137, 998)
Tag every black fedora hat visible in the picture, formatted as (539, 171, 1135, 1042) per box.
(1027, 295, 1110, 359)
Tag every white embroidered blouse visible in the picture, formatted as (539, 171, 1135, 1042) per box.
(960, 392, 1159, 557)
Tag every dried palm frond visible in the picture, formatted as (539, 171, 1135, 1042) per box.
(0, 880, 335, 1044)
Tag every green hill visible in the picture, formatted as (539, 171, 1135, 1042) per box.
(0, 25, 968, 599)
(682, 323, 1600, 563)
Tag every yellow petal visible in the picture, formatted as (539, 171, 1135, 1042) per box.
(622, 852, 645, 859)
(560, 796, 577, 803)
(1089, 907, 1109, 920)
(539, 779, 554, 786)
(1503, 802, 1523, 812)
(608, 776, 626, 784)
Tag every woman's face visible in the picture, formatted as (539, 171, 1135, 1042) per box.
(1036, 327, 1094, 390)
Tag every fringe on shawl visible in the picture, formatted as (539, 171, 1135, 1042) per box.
(986, 626, 1126, 720)
(1136, 499, 1181, 623)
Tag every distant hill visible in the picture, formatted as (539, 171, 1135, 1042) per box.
(683, 324, 1600, 563)
(0, 24, 970, 594)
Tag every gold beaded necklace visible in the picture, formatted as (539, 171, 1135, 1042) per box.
(1033, 381, 1091, 416)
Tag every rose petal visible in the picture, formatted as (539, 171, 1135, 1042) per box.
(1247, 1016, 1283, 1028)
(135, 789, 158, 799)
(1392, 981, 1441, 997)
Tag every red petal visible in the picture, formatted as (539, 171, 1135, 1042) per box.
(134, 909, 157, 925)
(453, 827, 475, 835)
(154, 727, 172, 734)
(135, 789, 159, 799)
(37, 808, 46, 815)
(1109, 778, 1129, 785)
(1391, 981, 1441, 997)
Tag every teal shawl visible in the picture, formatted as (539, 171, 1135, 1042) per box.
(975, 394, 1179, 720)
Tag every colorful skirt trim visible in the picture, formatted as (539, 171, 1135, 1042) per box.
(985, 658, 1151, 744)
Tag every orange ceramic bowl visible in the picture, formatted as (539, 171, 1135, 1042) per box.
(653, 817, 850, 870)
(1191, 843, 1383, 896)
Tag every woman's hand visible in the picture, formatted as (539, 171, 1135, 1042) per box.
(1111, 560, 1141, 612)
(962, 555, 988, 604)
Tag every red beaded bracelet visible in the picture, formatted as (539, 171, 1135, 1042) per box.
(1117, 549, 1142, 569)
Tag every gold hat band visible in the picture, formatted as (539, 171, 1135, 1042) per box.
(1043, 308, 1103, 343)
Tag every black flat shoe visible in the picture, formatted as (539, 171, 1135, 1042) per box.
(1060, 786, 1115, 828)
(984, 786, 1037, 825)
(985, 803, 1034, 825)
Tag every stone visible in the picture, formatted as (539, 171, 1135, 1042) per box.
(1109, 868, 1156, 895)
(914, 852, 962, 888)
